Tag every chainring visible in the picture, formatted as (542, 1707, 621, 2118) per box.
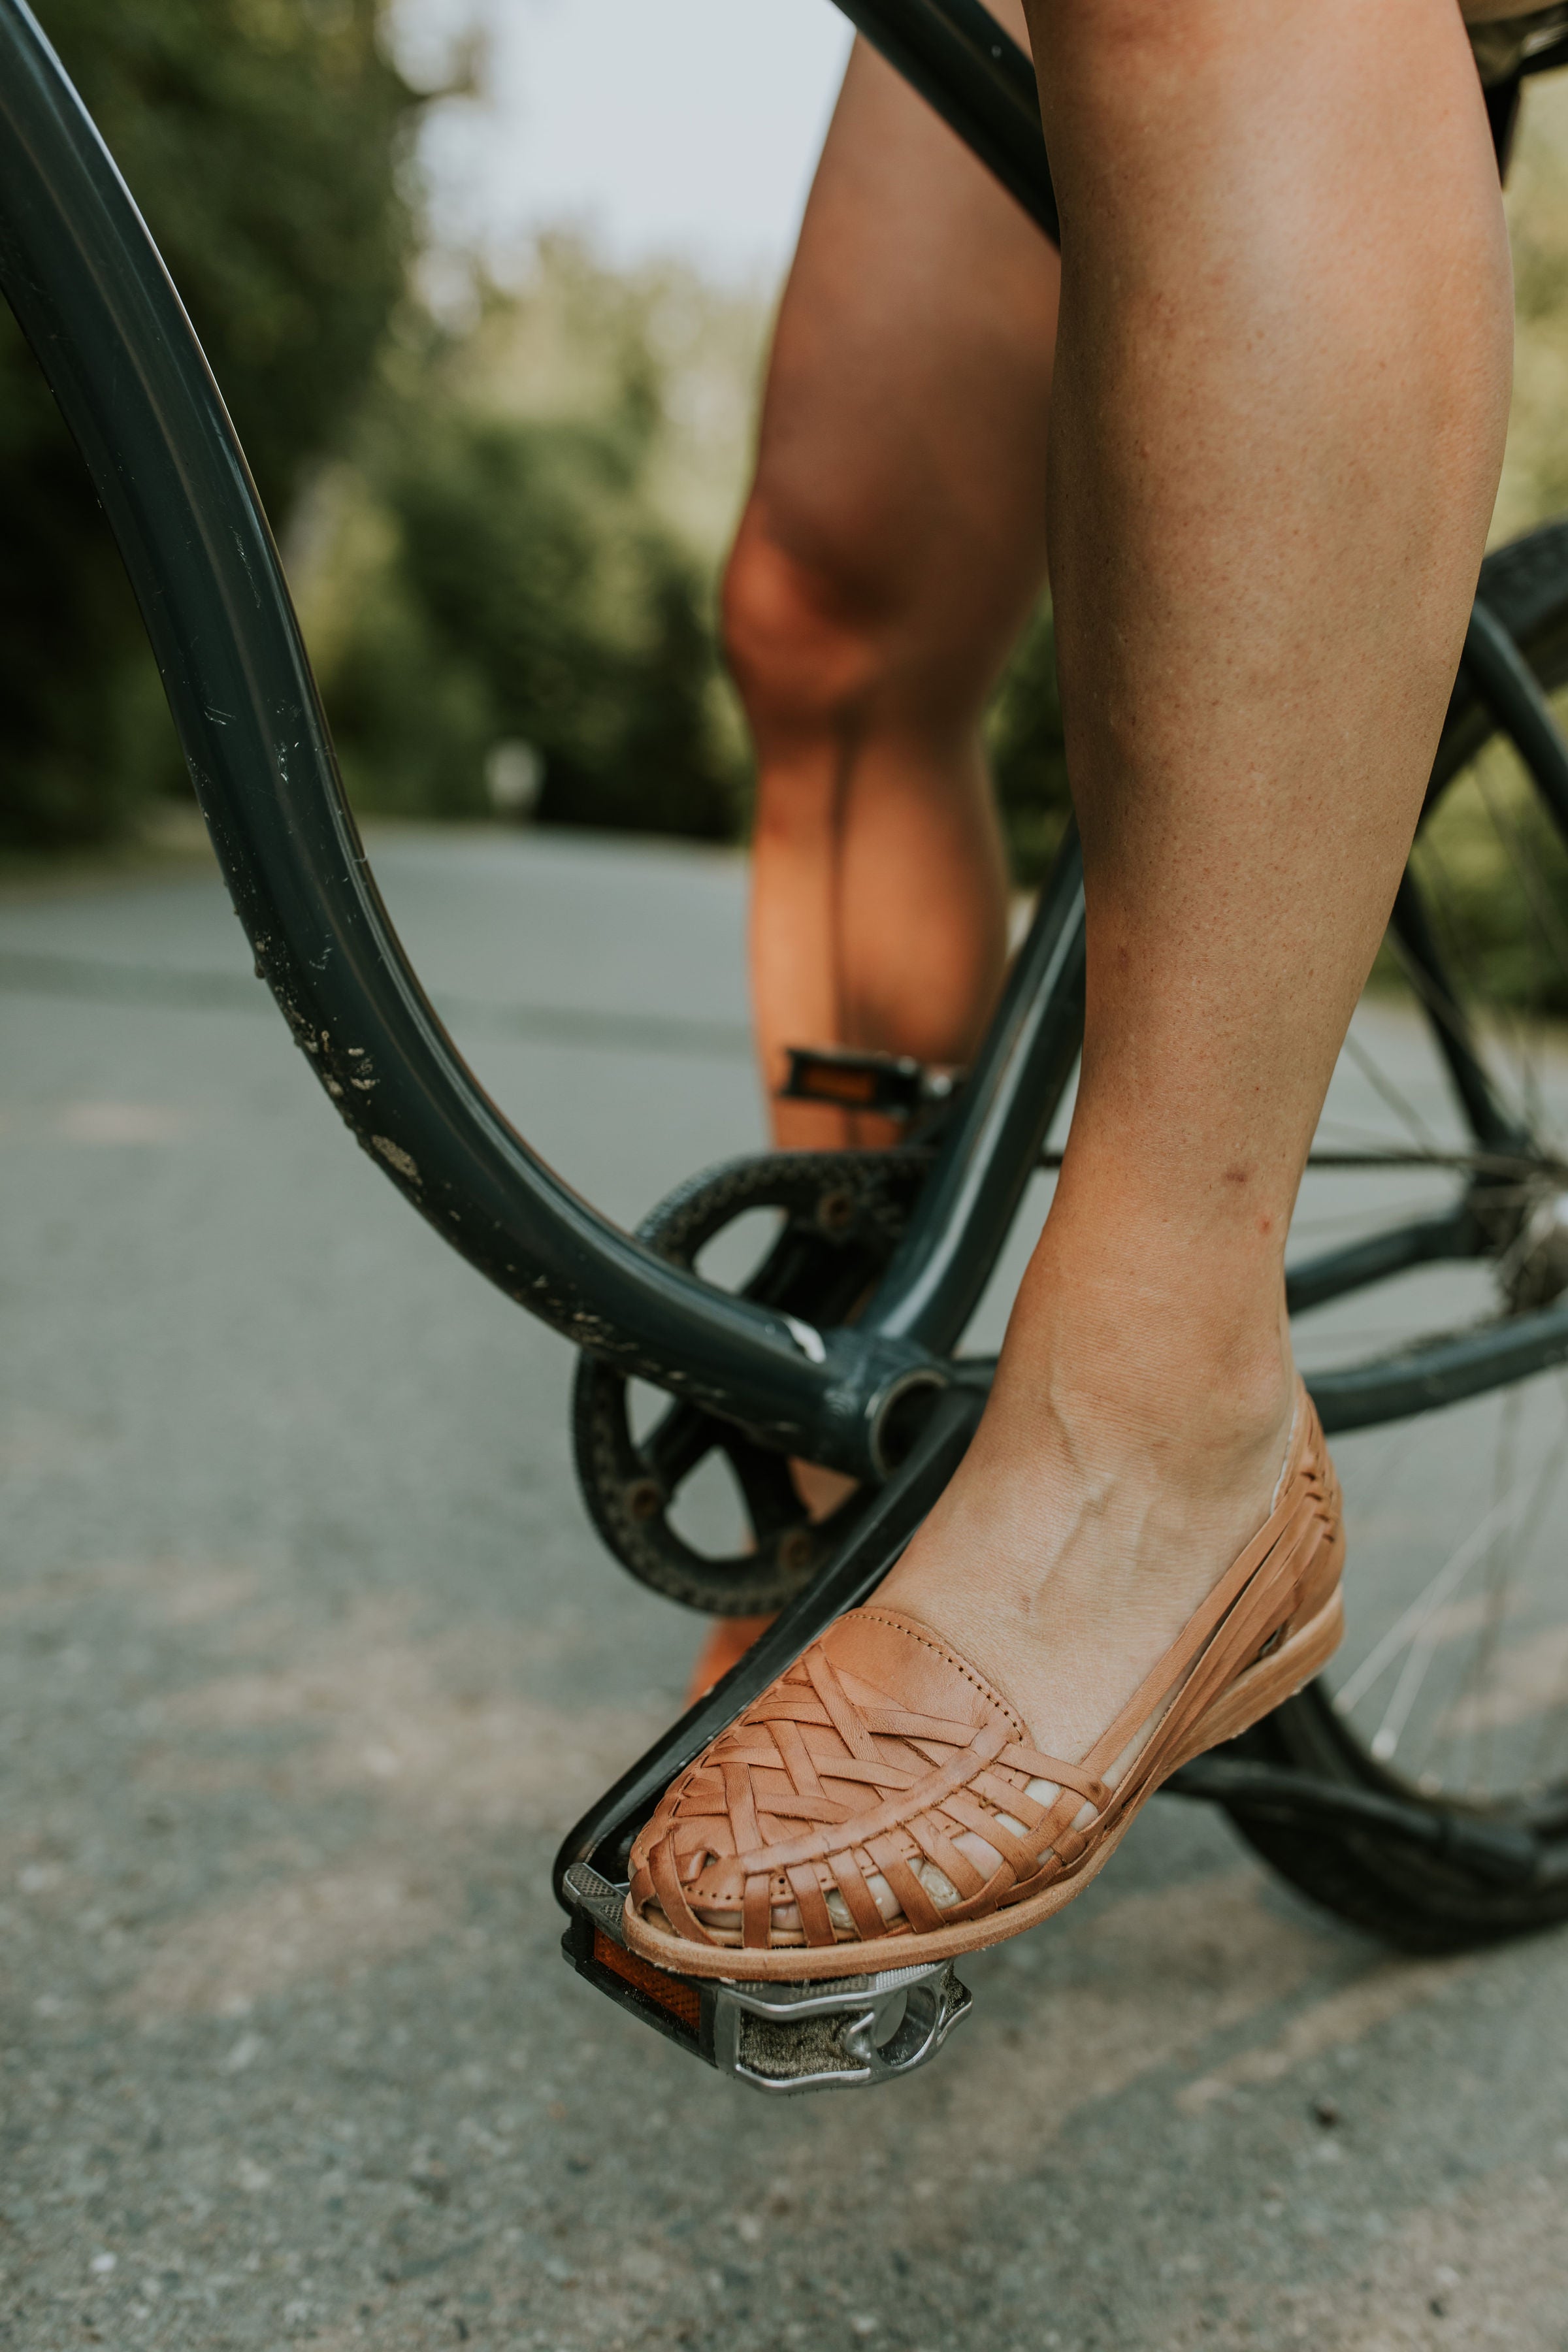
(571, 1147, 934, 1612)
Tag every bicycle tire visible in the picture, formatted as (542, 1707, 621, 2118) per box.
(1230, 514, 1568, 1950)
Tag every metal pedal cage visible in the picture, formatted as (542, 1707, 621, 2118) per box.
(563, 1863, 972, 2095)
(6, 0, 1568, 2089)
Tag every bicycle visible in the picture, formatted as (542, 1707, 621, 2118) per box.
(7, 0, 1568, 2095)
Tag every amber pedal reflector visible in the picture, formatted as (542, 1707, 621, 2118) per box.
(795, 1062, 877, 1104)
(593, 1930, 702, 2033)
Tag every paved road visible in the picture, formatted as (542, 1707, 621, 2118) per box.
(2, 826, 1566, 2352)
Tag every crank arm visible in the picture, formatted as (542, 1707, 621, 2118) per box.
(554, 1384, 982, 1900)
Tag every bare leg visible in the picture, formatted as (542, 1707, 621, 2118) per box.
(882, 0, 1512, 1752)
(724, 13, 1059, 1150)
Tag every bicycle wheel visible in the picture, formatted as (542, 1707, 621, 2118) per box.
(1230, 516, 1568, 1948)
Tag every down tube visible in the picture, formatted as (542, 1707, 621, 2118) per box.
(0, 0, 910, 1469)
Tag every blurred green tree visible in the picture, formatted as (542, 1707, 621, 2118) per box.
(0, 0, 419, 843)
(316, 285, 745, 840)
(987, 599, 1072, 885)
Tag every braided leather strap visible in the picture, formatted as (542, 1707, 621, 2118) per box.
(629, 1392, 1341, 1954)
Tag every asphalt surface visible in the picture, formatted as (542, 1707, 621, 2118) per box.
(3, 824, 1567, 2352)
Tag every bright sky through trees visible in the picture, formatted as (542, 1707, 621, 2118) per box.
(403, 0, 853, 284)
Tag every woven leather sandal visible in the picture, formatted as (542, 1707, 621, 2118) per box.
(625, 1384, 1343, 1982)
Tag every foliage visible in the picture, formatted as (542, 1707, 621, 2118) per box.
(433, 235, 771, 572)
(14, 29, 1568, 889)
(986, 600, 1071, 885)
(307, 274, 747, 840)
(0, 0, 419, 844)
(1495, 73, 1568, 545)
(1406, 745, 1568, 1017)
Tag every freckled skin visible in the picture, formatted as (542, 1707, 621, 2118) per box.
(721, 0, 1512, 1754)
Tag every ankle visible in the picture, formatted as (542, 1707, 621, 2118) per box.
(995, 1250, 1294, 1488)
(1028, 1350, 1294, 1500)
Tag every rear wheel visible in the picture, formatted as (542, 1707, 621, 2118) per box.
(1231, 519, 1568, 1946)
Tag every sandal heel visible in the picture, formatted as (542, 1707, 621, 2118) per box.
(1179, 1586, 1345, 1761)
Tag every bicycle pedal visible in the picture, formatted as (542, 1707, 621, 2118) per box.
(779, 1044, 957, 1122)
(561, 1864, 972, 2095)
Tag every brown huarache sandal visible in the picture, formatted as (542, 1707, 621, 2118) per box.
(625, 1384, 1344, 1982)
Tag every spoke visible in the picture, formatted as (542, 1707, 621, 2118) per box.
(1524, 1370, 1568, 1790)
(1339, 1026, 1448, 1159)
(1423, 1389, 1520, 1795)
(1467, 774, 1551, 1138)
(1287, 1198, 1463, 1244)
(1473, 1388, 1524, 1797)
(642, 1397, 722, 1494)
(1301, 1324, 1488, 1352)
(1369, 1575, 1482, 1767)
(1312, 1113, 1438, 1148)
(1449, 1380, 1568, 1789)
(1311, 1115, 1433, 1150)
(1335, 1476, 1537, 1720)
(1527, 1667, 1568, 1793)
(1303, 1151, 1546, 1173)
(1409, 821, 1539, 1142)
(1403, 808, 1557, 1151)
(1475, 759, 1568, 1030)
(1362, 1418, 1568, 1769)
(1322, 715, 1568, 1803)
(1343, 1413, 1426, 1516)
(1049, 1143, 1543, 1171)
(1304, 1117, 1552, 1179)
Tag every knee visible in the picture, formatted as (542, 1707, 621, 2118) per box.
(721, 508, 891, 745)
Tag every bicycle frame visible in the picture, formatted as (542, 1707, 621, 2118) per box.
(6, 0, 1568, 1482)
